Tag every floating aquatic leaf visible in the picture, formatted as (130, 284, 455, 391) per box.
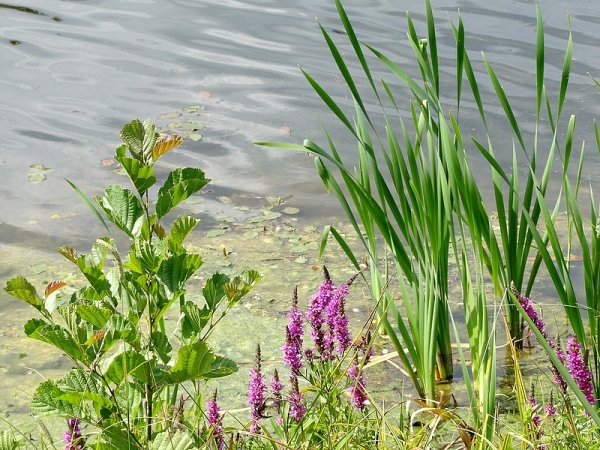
(157, 111, 181, 120)
(267, 196, 281, 205)
(217, 216, 236, 223)
(167, 121, 205, 131)
(215, 260, 231, 267)
(290, 244, 308, 253)
(246, 216, 265, 224)
(218, 196, 232, 204)
(183, 105, 201, 113)
(32, 264, 48, 274)
(30, 164, 52, 172)
(279, 125, 291, 134)
(189, 133, 202, 141)
(294, 256, 307, 264)
(206, 229, 226, 238)
(28, 173, 46, 183)
(304, 226, 318, 233)
(101, 158, 115, 166)
(283, 207, 299, 214)
(114, 168, 128, 176)
(262, 211, 281, 220)
(243, 231, 259, 239)
(235, 206, 250, 211)
(198, 91, 211, 98)
(183, 197, 204, 205)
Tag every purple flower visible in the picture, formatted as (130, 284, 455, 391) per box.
(566, 336, 596, 405)
(551, 346, 568, 394)
(347, 361, 367, 410)
(306, 267, 335, 357)
(63, 418, 82, 450)
(206, 391, 224, 450)
(288, 374, 306, 422)
(248, 344, 267, 434)
(327, 283, 351, 355)
(282, 287, 304, 372)
(270, 369, 284, 415)
(516, 292, 569, 393)
(517, 294, 549, 341)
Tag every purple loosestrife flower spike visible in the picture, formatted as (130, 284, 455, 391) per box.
(282, 287, 304, 372)
(347, 360, 368, 410)
(566, 336, 596, 405)
(248, 344, 267, 434)
(326, 282, 352, 355)
(270, 368, 284, 415)
(63, 418, 82, 450)
(206, 390, 224, 450)
(517, 294, 549, 341)
(545, 391, 557, 417)
(288, 374, 307, 422)
(306, 266, 335, 357)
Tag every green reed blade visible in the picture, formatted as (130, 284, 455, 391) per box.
(557, 18, 572, 122)
(482, 53, 526, 153)
(64, 178, 111, 235)
(535, 5, 544, 119)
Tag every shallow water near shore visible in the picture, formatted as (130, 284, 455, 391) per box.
(1, 0, 600, 438)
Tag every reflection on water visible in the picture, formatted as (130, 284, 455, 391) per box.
(1, 0, 600, 431)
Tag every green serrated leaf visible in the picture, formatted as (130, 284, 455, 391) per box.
(151, 430, 194, 450)
(25, 320, 84, 362)
(95, 185, 145, 238)
(4, 276, 46, 314)
(0, 431, 20, 450)
(156, 168, 210, 218)
(76, 304, 112, 328)
(180, 302, 211, 340)
(105, 350, 150, 384)
(120, 119, 159, 163)
(157, 253, 203, 296)
(151, 331, 173, 364)
(31, 380, 84, 417)
(115, 152, 156, 194)
(161, 340, 215, 384)
(170, 216, 200, 252)
(204, 355, 238, 378)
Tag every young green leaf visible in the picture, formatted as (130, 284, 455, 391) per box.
(155, 168, 210, 218)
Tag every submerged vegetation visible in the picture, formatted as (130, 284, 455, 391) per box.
(3, 0, 600, 448)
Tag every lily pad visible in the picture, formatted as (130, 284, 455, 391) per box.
(31, 264, 48, 274)
(158, 111, 181, 120)
(235, 206, 250, 211)
(206, 229, 227, 238)
(294, 256, 307, 264)
(189, 133, 202, 141)
(183, 197, 204, 205)
(218, 196, 232, 204)
(183, 105, 203, 113)
(262, 211, 281, 220)
(28, 173, 46, 183)
(290, 244, 308, 253)
(282, 207, 299, 215)
(243, 231, 259, 239)
(30, 164, 52, 172)
(168, 121, 205, 131)
(217, 216, 236, 223)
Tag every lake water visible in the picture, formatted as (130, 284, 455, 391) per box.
(1, 0, 600, 427)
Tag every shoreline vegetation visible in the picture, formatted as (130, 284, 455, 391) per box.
(3, 0, 600, 448)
